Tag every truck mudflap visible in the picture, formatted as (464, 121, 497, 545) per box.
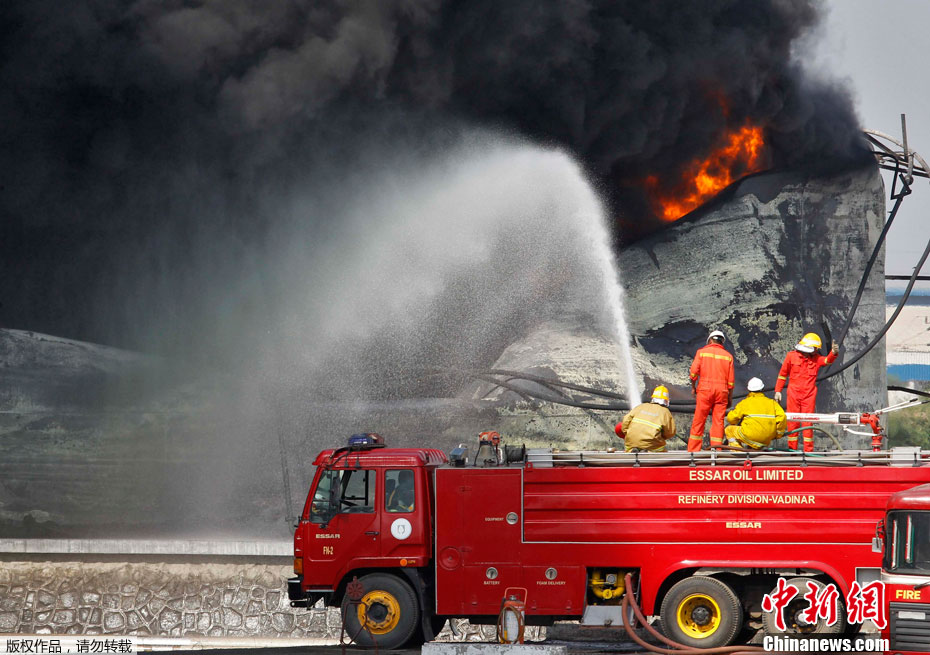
(399, 567, 445, 642)
(287, 576, 332, 608)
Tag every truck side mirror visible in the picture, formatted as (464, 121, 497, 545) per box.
(872, 519, 885, 553)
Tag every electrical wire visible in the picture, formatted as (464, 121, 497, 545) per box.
(888, 385, 930, 399)
(827, 168, 910, 364)
(820, 230, 930, 381)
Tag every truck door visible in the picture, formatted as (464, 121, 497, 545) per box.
(381, 469, 428, 559)
(306, 467, 380, 583)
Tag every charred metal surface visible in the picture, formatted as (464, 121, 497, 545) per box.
(621, 162, 886, 415)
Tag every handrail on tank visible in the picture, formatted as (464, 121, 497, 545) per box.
(523, 448, 928, 468)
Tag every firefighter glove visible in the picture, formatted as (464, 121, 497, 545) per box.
(774, 391, 782, 404)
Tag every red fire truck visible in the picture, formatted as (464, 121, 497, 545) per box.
(287, 434, 930, 649)
(877, 483, 930, 654)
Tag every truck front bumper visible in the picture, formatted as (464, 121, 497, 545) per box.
(287, 576, 304, 602)
(287, 576, 332, 608)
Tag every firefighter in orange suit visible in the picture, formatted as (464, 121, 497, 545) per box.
(614, 385, 676, 452)
(774, 332, 838, 452)
(689, 330, 734, 451)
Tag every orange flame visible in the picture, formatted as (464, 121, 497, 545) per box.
(647, 123, 766, 221)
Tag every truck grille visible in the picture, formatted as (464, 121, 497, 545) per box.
(891, 601, 930, 652)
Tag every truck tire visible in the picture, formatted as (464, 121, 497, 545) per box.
(342, 573, 420, 649)
(659, 576, 743, 648)
(761, 577, 847, 637)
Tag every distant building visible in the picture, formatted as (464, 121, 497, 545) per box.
(886, 295, 930, 382)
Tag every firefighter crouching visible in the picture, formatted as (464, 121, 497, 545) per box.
(615, 386, 676, 452)
(724, 377, 787, 449)
(774, 332, 839, 452)
(688, 330, 735, 451)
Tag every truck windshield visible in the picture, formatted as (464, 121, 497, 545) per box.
(885, 510, 930, 574)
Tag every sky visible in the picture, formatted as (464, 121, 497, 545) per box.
(812, 0, 930, 284)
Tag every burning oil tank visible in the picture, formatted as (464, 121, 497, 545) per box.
(474, 162, 887, 449)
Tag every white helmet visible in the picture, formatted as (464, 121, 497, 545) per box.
(747, 377, 764, 392)
(707, 330, 725, 343)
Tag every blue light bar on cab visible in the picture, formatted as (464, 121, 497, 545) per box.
(348, 433, 385, 447)
(349, 434, 373, 447)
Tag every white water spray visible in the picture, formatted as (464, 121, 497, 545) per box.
(270, 138, 642, 407)
(576, 210, 643, 408)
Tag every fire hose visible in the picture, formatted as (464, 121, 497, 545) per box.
(779, 426, 843, 450)
(620, 574, 766, 655)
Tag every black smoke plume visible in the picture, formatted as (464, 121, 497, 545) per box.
(0, 0, 862, 348)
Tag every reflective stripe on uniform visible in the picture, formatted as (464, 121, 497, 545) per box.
(632, 417, 662, 429)
(736, 428, 766, 449)
(699, 352, 732, 360)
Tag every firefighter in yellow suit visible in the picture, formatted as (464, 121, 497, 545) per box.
(615, 386, 677, 452)
(724, 377, 787, 449)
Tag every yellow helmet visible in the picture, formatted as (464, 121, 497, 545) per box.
(796, 332, 822, 353)
(651, 385, 670, 406)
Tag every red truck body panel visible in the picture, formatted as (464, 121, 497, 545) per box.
(433, 458, 930, 616)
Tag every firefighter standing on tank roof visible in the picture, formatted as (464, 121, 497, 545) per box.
(773, 332, 839, 452)
(615, 385, 676, 452)
(688, 330, 735, 451)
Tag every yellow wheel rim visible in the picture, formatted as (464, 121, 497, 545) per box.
(357, 590, 401, 634)
(677, 593, 721, 639)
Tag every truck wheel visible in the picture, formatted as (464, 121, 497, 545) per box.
(660, 576, 743, 648)
(761, 577, 846, 637)
(342, 573, 420, 649)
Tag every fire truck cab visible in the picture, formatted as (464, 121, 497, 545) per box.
(288, 436, 447, 648)
(879, 483, 930, 654)
(289, 434, 930, 649)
